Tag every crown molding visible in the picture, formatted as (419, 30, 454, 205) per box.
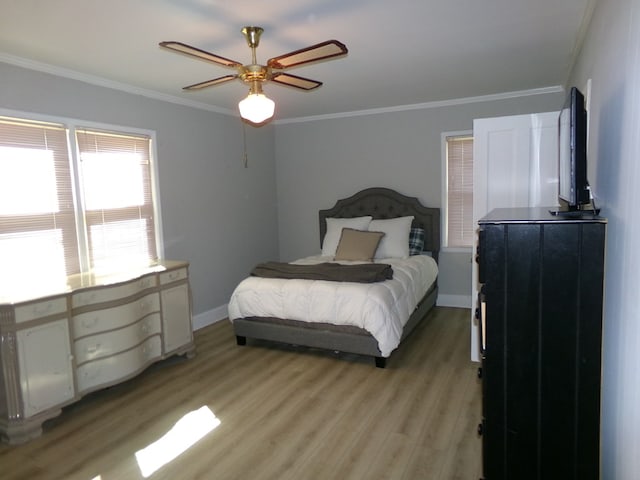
(274, 86, 565, 125)
(0, 52, 236, 116)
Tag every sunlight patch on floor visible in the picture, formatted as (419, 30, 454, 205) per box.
(135, 406, 221, 477)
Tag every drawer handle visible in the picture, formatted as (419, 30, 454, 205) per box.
(83, 366, 101, 380)
(142, 344, 157, 359)
(82, 317, 99, 329)
(78, 293, 97, 305)
(86, 343, 101, 355)
(34, 303, 54, 315)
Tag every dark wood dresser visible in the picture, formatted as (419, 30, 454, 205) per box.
(476, 207, 606, 480)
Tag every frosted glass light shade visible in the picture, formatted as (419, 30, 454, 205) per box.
(238, 93, 275, 123)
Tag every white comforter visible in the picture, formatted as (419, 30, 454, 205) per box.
(227, 254, 438, 357)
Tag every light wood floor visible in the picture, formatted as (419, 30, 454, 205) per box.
(0, 307, 482, 480)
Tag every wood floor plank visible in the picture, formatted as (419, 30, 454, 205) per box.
(0, 307, 482, 480)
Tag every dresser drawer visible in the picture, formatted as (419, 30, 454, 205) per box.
(74, 313, 162, 365)
(72, 293, 160, 339)
(72, 274, 157, 308)
(159, 267, 188, 285)
(14, 296, 68, 323)
(76, 335, 162, 393)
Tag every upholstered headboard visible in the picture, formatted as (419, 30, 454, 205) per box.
(318, 187, 440, 262)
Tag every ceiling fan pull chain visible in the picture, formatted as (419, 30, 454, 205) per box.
(241, 120, 248, 168)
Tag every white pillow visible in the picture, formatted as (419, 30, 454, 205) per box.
(369, 216, 415, 259)
(321, 216, 373, 256)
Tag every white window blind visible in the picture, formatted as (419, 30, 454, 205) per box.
(76, 129, 157, 274)
(0, 117, 78, 296)
(0, 114, 160, 298)
(446, 135, 474, 247)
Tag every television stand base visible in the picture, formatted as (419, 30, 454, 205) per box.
(549, 207, 600, 217)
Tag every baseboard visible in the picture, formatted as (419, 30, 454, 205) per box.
(193, 304, 229, 331)
(437, 294, 472, 309)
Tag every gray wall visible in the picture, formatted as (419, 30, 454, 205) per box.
(567, 0, 640, 477)
(273, 92, 565, 302)
(0, 62, 279, 319)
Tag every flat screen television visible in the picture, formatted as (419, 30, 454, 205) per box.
(555, 86, 595, 214)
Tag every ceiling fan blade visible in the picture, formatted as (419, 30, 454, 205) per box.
(183, 75, 238, 90)
(270, 72, 323, 91)
(159, 41, 242, 68)
(267, 40, 348, 70)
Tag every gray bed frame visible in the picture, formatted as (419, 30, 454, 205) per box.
(233, 187, 440, 368)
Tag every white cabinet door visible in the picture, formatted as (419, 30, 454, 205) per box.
(161, 283, 192, 354)
(470, 112, 559, 361)
(17, 319, 75, 417)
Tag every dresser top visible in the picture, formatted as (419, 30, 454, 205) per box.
(479, 207, 607, 225)
(1, 260, 189, 305)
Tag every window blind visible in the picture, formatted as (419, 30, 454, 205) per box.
(0, 117, 78, 295)
(446, 135, 474, 247)
(75, 129, 158, 275)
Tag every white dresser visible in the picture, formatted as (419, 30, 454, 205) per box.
(0, 261, 195, 444)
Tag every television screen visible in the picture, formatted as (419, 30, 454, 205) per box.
(558, 104, 572, 203)
(557, 87, 590, 209)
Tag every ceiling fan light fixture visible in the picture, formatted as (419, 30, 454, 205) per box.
(238, 82, 275, 124)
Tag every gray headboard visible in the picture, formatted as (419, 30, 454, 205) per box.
(318, 187, 440, 262)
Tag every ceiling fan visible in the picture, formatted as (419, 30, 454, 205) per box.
(159, 26, 348, 124)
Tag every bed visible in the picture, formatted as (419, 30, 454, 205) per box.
(228, 187, 440, 367)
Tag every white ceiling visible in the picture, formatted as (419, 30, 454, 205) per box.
(0, 0, 594, 121)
